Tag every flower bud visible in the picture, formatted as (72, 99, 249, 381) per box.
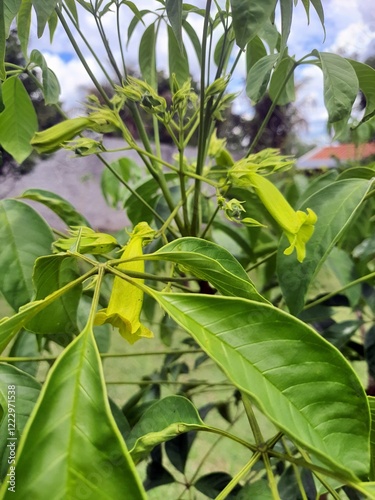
(31, 117, 93, 154)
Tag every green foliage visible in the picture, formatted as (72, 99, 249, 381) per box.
(0, 2, 375, 499)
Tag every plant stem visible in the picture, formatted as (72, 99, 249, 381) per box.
(246, 250, 277, 272)
(304, 270, 375, 310)
(215, 453, 261, 500)
(0, 349, 203, 363)
(200, 205, 220, 238)
(246, 61, 297, 156)
(191, 0, 213, 236)
(242, 393, 264, 445)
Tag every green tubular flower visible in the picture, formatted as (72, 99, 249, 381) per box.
(244, 173, 317, 262)
(95, 222, 156, 345)
(53, 226, 119, 255)
(31, 117, 93, 154)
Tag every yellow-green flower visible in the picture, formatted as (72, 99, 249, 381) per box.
(241, 172, 317, 262)
(31, 117, 94, 154)
(95, 222, 156, 344)
(228, 154, 317, 262)
(53, 226, 119, 254)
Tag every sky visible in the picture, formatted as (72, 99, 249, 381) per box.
(27, 0, 375, 144)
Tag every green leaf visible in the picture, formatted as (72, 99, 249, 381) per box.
(0, 77, 38, 163)
(0, 265, 89, 353)
(16, 0, 32, 58)
(25, 255, 81, 336)
(29, 49, 60, 104)
(166, 0, 183, 52)
(0, 364, 41, 481)
(369, 396, 375, 480)
(230, 0, 278, 49)
(127, 9, 148, 43)
(246, 36, 267, 74)
(64, 0, 79, 25)
(47, 9, 58, 43)
(101, 157, 137, 209)
(0, 324, 146, 499)
(182, 20, 202, 66)
(127, 395, 206, 463)
(31, 0, 59, 38)
(147, 237, 268, 303)
(0, 82, 4, 113)
(0, 199, 54, 312)
(314, 51, 358, 124)
(269, 55, 295, 105)
(124, 174, 175, 225)
(153, 291, 370, 480)
(19, 188, 89, 227)
(168, 25, 189, 87)
(310, 0, 325, 36)
(280, 0, 293, 54)
(307, 247, 361, 308)
(4, 0, 22, 38)
(246, 54, 278, 103)
(8, 329, 39, 376)
(139, 23, 156, 87)
(348, 59, 375, 123)
(0, 1, 6, 79)
(277, 179, 373, 315)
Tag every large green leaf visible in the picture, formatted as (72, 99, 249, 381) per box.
(0, 364, 41, 480)
(314, 51, 358, 124)
(25, 255, 81, 336)
(146, 237, 268, 303)
(246, 54, 278, 103)
(0, 77, 38, 163)
(0, 199, 54, 312)
(152, 291, 370, 480)
(230, 0, 277, 49)
(127, 395, 207, 463)
(0, 323, 146, 499)
(277, 178, 373, 315)
(168, 25, 189, 87)
(348, 59, 375, 123)
(31, 0, 59, 38)
(19, 189, 89, 227)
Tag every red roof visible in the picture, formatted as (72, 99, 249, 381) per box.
(297, 143, 375, 169)
(310, 143, 375, 161)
